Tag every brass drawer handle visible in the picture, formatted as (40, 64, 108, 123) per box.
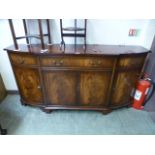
(98, 60, 101, 65)
(90, 60, 101, 66)
(19, 59, 25, 64)
(16, 58, 25, 64)
(53, 60, 64, 66)
(90, 61, 95, 65)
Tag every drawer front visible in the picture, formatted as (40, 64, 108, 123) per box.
(40, 57, 115, 68)
(118, 55, 146, 68)
(9, 53, 38, 66)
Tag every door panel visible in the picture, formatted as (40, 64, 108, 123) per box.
(43, 71, 77, 105)
(80, 71, 111, 106)
(13, 66, 43, 104)
(111, 70, 140, 107)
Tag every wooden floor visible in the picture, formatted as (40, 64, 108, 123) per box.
(0, 95, 155, 135)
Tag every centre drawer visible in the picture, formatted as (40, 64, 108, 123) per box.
(40, 56, 115, 68)
(9, 53, 38, 66)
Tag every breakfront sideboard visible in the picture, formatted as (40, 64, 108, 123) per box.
(4, 44, 149, 114)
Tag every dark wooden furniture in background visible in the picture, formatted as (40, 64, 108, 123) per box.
(4, 44, 149, 114)
(0, 74, 7, 134)
(0, 74, 7, 102)
(8, 19, 52, 51)
(60, 19, 87, 51)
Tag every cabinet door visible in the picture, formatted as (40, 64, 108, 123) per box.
(13, 66, 43, 104)
(80, 71, 112, 106)
(43, 71, 77, 105)
(110, 70, 139, 107)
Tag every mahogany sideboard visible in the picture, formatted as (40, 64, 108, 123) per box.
(4, 44, 149, 114)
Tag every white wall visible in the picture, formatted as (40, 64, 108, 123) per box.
(0, 19, 155, 90)
(0, 20, 27, 90)
(49, 19, 155, 48)
(140, 19, 155, 48)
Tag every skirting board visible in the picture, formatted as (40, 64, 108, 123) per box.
(7, 90, 19, 94)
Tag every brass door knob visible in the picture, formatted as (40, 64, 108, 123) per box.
(55, 60, 64, 66)
(97, 60, 101, 65)
(37, 86, 41, 89)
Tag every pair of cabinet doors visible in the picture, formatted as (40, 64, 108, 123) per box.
(13, 66, 139, 108)
(14, 66, 111, 106)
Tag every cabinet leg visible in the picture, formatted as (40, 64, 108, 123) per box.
(20, 99, 28, 106)
(0, 124, 7, 135)
(102, 109, 112, 115)
(126, 104, 132, 108)
(21, 102, 28, 106)
(41, 108, 53, 113)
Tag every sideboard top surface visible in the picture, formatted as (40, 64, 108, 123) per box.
(4, 44, 150, 56)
